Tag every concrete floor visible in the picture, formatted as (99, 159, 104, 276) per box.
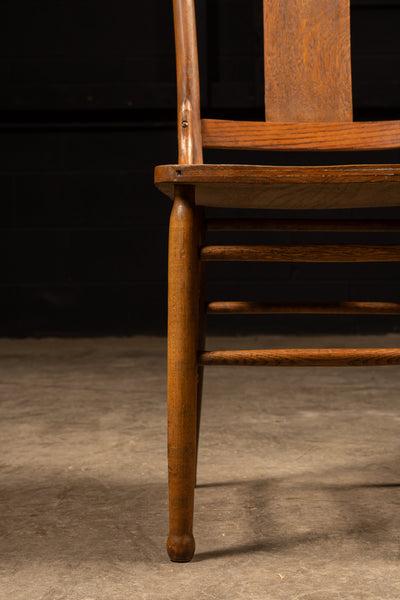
(1, 335, 400, 599)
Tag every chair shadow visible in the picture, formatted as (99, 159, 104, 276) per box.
(194, 465, 400, 562)
(3, 465, 399, 565)
(198, 480, 400, 489)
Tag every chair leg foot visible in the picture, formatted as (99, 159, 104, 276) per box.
(167, 533, 195, 562)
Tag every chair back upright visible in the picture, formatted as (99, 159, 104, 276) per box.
(173, 0, 203, 164)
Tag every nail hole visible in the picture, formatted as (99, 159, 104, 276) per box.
(176, 169, 182, 176)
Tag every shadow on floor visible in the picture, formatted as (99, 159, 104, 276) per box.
(4, 458, 399, 565)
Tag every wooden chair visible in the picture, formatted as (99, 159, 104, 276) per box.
(154, 0, 400, 562)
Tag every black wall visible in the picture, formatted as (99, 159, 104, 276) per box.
(1, 0, 400, 336)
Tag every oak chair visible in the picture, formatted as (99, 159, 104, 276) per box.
(154, 0, 400, 562)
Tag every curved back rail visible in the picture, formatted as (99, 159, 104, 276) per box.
(201, 119, 400, 152)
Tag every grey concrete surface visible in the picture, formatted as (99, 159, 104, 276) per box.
(1, 335, 400, 600)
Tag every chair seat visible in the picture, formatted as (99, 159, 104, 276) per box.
(155, 163, 400, 209)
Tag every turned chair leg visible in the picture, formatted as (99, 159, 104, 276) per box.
(167, 185, 199, 562)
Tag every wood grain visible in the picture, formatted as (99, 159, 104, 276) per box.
(155, 164, 400, 185)
(173, 0, 203, 164)
(167, 185, 198, 562)
(163, 183, 400, 210)
(201, 119, 400, 151)
(206, 219, 400, 232)
(199, 348, 400, 367)
(200, 244, 400, 263)
(162, 0, 400, 565)
(264, 0, 352, 122)
(155, 163, 400, 209)
(207, 301, 400, 315)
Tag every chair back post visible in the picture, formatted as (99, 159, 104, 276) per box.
(173, 0, 203, 164)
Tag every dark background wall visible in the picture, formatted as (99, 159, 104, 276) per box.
(1, 0, 399, 336)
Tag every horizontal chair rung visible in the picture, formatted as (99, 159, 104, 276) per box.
(199, 348, 400, 367)
(206, 219, 400, 232)
(200, 244, 400, 262)
(206, 301, 400, 315)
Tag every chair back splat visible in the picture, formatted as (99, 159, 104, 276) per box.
(263, 0, 353, 123)
(155, 0, 400, 563)
(199, 0, 400, 152)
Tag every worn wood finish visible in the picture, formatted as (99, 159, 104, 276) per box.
(159, 0, 400, 564)
(167, 185, 198, 562)
(263, 0, 352, 122)
(173, 0, 203, 164)
(156, 164, 400, 185)
(207, 219, 400, 232)
(201, 244, 400, 263)
(199, 348, 400, 367)
(207, 301, 400, 315)
(201, 120, 400, 151)
(155, 163, 400, 209)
